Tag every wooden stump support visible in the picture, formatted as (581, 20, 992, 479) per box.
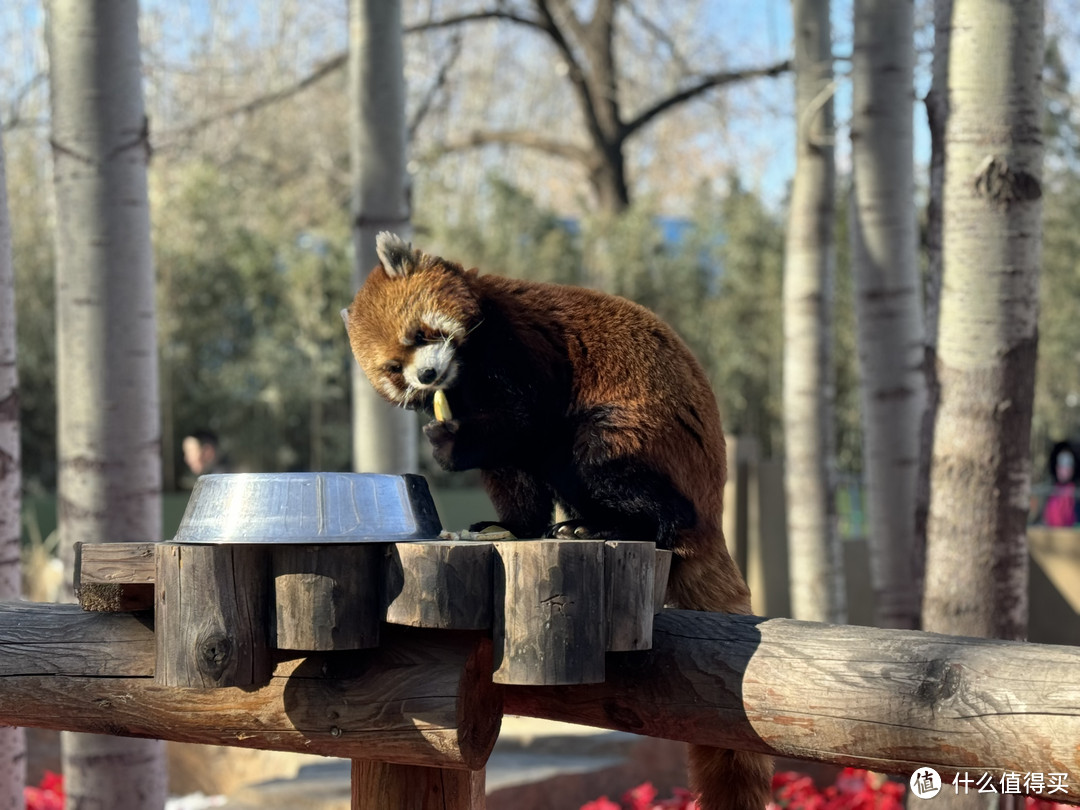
(71, 537, 669, 810)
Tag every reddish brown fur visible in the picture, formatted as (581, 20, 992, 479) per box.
(347, 254, 480, 383)
(346, 242, 772, 810)
(468, 274, 752, 613)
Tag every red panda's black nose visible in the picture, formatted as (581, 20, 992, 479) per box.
(418, 367, 438, 385)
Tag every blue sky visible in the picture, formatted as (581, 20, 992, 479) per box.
(0, 0, 1022, 213)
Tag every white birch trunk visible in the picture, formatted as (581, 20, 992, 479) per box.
(47, 0, 168, 806)
(348, 0, 417, 475)
(850, 0, 925, 630)
(784, 0, 844, 623)
(0, 114, 27, 810)
(923, 0, 1044, 643)
(915, 0, 953, 629)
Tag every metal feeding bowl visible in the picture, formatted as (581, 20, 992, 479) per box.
(174, 472, 443, 544)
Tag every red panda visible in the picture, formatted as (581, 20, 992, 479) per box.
(345, 232, 772, 810)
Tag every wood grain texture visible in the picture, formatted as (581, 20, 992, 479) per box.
(653, 549, 673, 612)
(0, 602, 153, 676)
(155, 542, 272, 688)
(493, 539, 606, 685)
(504, 610, 1080, 800)
(75, 541, 156, 612)
(75, 541, 156, 584)
(383, 540, 493, 629)
(0, 620, 500, 769)
(2, 603, 1080, 794)
(604, 541, 654, 651)
(351, 761, 485, 809)
(272, 544, 381, 650)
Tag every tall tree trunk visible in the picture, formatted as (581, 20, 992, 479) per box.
(915, 0, 953, 630)
(923, 0, 1043, 643)
(47, 1, 168, 807)
(849, 0, 924, 630)
(0, 116, 27, 810)
(348, 0, 417, 475)
(784, 0, 844, 623)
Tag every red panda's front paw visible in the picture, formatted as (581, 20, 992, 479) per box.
(423, 418, 461, 469)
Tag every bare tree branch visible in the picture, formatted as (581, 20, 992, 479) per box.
(584, 0, 616, 52)
(150, 8, 544, 148)
(533, 0, 611, 147)
(426, 128, 593, 164)
(155, 53, 347, 150)
(623, 59, 792, 139)
(623, 2, 692, 76)
(2, 72, 48, 133)
(404, 8, 544, 34)
(541, 0, 589, 47)
(408, 33, 464, 144)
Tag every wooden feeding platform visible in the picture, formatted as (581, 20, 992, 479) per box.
(18, 471, 1080, 808)
(71, 472, 671, 800)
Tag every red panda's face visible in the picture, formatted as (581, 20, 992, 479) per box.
(344, 234, 480, 411)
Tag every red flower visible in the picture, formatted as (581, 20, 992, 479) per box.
(580, 798, 621, 810)
(582, 767, 909, 810)
(623, 782, 659, 810)
(25, 771, 64, 810)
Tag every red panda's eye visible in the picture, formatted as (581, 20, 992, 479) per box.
(414, 330, 426, 345)
(384, 361, 403, 375)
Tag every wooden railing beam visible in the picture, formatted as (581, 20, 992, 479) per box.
(2, 603, 1079, 801)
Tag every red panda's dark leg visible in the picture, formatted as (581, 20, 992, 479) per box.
(549, 457, 697, 549)
(477, 467, 555, 539)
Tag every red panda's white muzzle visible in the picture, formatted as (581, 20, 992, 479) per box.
(404, 340, 459, 392)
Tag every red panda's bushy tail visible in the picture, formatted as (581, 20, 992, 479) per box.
(668, 541, 773, 810)
(689, 745, 774, 810)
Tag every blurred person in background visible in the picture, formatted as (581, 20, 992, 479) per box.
(182, 429, 226, 479)
(1041, 441, 1079, 527)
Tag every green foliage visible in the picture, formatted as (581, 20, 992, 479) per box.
(419, 176, 582, 285)
(692, 179, 784, 456)
(1031, 40, 1080, 474)
(8, 133, 56, 490)
(154, 161, 355, 479)
(1033, 174, 1080, 464)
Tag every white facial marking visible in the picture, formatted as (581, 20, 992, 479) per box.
(405, 341, 458, 389)
(378, 377, 403, 402)
(422, 312, 464, 338)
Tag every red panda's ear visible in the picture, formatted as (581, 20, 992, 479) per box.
(375, 231, 423, 278)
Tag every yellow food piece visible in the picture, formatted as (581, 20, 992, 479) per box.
(433, 390, 452, 422)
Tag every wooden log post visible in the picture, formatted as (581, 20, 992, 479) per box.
(271, 544, 382, 650)
(351, 761, 485, 810)
(493, 539, 606, 685)
(155, 542, 273, 688)
(653, 549, 673, 611)
(604, 541, 656, 651)
(384, 541, 493, 629)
